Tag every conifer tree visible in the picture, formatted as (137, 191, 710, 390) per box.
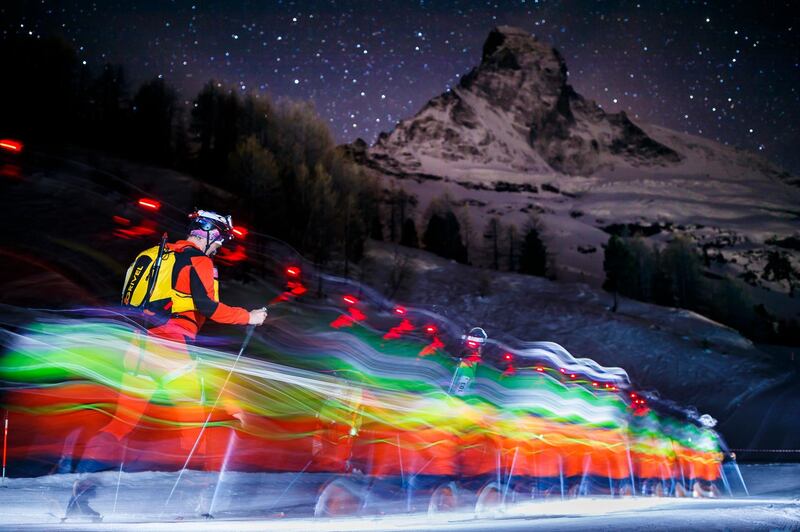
(519, 218, 548, 278)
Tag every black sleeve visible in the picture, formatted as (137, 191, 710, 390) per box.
(189, 266, 220, 318)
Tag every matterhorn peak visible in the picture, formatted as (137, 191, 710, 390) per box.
(478, 25, 567, 82)
(368, 26, 681, 177)
(459, 26, 570, 121)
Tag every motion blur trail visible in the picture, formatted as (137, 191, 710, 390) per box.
(0, 280, 737, 519)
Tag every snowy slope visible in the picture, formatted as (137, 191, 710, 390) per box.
(360, 240, 795, 452)
(0, 466, 798, 528)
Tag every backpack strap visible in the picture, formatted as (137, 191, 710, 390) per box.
(140, 233, 169, 317)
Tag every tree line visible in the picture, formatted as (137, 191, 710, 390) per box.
(603, 234, 800, 344)
(0, 36, 379, 271)
(381, 188, 551, 278)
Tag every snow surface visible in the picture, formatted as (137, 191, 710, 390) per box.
(0, 464, 797, 530)
(363, 143, 800, 299)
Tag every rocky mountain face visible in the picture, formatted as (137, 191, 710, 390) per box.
(367, 26, 682, 177)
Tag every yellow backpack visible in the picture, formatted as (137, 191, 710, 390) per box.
(121, 233, 178, 323)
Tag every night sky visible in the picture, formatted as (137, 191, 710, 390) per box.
(3, 1, 799, 173)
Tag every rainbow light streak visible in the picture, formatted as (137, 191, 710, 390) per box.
(0, 313, 723, 484)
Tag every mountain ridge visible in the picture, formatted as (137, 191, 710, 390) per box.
(356, 25, 792, 187)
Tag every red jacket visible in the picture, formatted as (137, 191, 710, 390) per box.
(160, 240, 249, 339)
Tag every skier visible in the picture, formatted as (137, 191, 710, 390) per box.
(448, 327, 488, 396)
(121, 209, 268, 336)
(74, 209, 268, 473)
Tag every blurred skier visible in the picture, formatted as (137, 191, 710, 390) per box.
(448, 327, 488, 396)
(61, 478, 102, 523)
(73, 210, 267, 473)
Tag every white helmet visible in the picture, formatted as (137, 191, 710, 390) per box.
(464, 327, 488, 349)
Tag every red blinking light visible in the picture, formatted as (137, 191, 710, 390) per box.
(559, 368, 566, 374)
(592, 382, 599, 387)
(535, 366, 544, 372)
(630, 392, 637, 399)
(424, 325, 438, 335)
(343, 294, 358, 306)
(570, 373, 577, 379)
(394, 306, 406, 316)
(0, 139, 23, 153)
(232, 226, 248, 238)
(466, 340, 479, 349)
(138, 198, 161, 211)
(285, 266, 301, 278)
(503, 353, 513, 361)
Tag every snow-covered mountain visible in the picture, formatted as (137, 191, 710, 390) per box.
(367, 26, 687, 177)
(348, 26, 800, 309)
(360, 25, 792, 185)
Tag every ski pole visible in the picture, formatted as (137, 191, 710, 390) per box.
(163, 321, 259, 511)
(2, 410, 8, 486)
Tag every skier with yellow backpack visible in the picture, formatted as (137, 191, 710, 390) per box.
(73, 209, 267, 473)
